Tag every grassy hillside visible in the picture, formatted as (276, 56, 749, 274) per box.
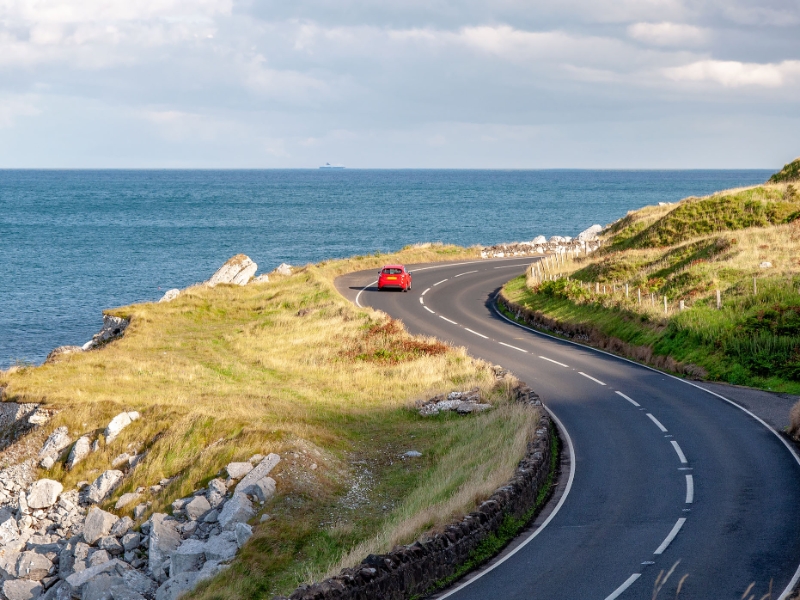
(501, 179, 800, 395)
(1, 243, 540, 599)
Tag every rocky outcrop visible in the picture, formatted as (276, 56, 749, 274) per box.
(207, 255, 257, 287)
(82, 315, 130, 351)
(276, 383, 551, 600)
(44, 346, 83, 364)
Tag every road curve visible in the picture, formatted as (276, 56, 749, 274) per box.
(335, 257, 800, 600)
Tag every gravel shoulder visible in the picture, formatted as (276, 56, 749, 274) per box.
(694, 381, 799, 433)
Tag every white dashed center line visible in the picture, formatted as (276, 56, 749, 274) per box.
(424, 306, 435, 314)
(654, 518, 686, 555)
(465, 328, 488, 339)
(671, 440, 688, 464)
(615, 391, 640, 407)
(422, 287, 431, 296)
(499, 342, 528, 353)
(433, 279, 448, 286)
(685, 474, 694, 504)
(604, 574, 641, 600)
(454, 271, 478, 277)
(578, 372, 607, 386)
(646, 414, 668, 433)
(539, 356, 569, 368)
(439, 316, 458, 325)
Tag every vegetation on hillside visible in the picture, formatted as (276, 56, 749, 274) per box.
(769, 157, 800, 183)
(502, 178, 800, 395)
(1, 243, 540, 599)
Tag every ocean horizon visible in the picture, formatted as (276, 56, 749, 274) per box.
(0, 168, 772, 367)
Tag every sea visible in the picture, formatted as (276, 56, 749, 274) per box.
(0, 169, 772, 368)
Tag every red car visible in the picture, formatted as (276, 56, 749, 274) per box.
(378, 265, 413, 292)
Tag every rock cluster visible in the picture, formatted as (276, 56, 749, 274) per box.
(0, 426, 282, 600)
(480, 225, 604, 259)
(46, 315, 130, 363)
(416, 390, 492, 417)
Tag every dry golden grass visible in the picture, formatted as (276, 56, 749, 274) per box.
(0, 242, 540, 598)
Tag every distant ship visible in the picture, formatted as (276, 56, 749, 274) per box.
(319, 162, 345, 169)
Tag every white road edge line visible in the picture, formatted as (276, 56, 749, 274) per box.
(454, 270, 478, 277)
(539, 356, 569, 368)
(604, 574, 641, 600)
(578, 372, 607, 386)
(615, 391, 640, 407)
(499, 342, 528, 353)
(686, 474, 694, 504)
(419, 297, 424, 304)
(422, 287, 431, 296)
(493, 264, 527, 269)
(433, 279, 448, 286)
(465, 328, 489, 339)
(436, 407, 576, 600)
(355, 280, 377, 308)
(654, 518, 687, 555)
(489, 292, 800, 599)
(671, 441, 688, 464)
(424, 306, 435, 314)
(439, 316, 458, 325)
(646, 413, 668, 433)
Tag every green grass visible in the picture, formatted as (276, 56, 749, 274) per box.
(0, 243, 540, 599)
(770, 158, 800, 183)
(607, 185, 800, 251)
(505, 273, 800, 393)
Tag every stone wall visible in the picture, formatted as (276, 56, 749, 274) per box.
(276, 383, 554, 600)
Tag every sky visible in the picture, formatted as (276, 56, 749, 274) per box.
(0, 0, 798, 168)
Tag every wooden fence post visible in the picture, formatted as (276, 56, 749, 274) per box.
(664, 296, 668, 315)
(716, 289, 721, 310)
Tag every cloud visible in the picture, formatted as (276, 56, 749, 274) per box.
(627, 22, 709, 46)
(664, 59, 800, 87)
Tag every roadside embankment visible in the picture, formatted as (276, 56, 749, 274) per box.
(0, 243, 543, 600)
(498, 172, 800, 443)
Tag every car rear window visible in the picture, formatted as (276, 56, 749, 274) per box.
(383, 268, 403, 275)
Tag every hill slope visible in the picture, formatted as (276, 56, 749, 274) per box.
(501, 174, 800, 396)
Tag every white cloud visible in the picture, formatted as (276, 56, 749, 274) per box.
(664, 59, 800, 87)
(627, 22, 709, 46)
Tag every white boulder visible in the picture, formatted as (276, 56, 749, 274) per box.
(84, 508, 119, 545)
(148, 514, 182, 578)
(207, 255, 257, 287)
(86, 470, 124, 505)
(159, 289, 180, 303)
(67, 435, 92, 469)
(105, 411, 140, 444)
(26, 479, 63, 509)
(2, 579, 42, 600)
(577, 224, 603, 242)
(39, 426, 71, 465)
(217, 494, 254, 531)
(225, 462, 252, 480)
(272, 263, 292, 276)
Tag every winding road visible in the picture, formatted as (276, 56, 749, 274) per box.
(336, 256, 800, 600)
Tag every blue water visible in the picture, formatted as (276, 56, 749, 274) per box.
(0, 169, 771, 368)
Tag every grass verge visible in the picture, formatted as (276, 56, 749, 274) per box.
(0, 242, 541, 599)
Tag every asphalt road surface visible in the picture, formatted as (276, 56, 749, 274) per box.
(335, 256, 800, 600)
